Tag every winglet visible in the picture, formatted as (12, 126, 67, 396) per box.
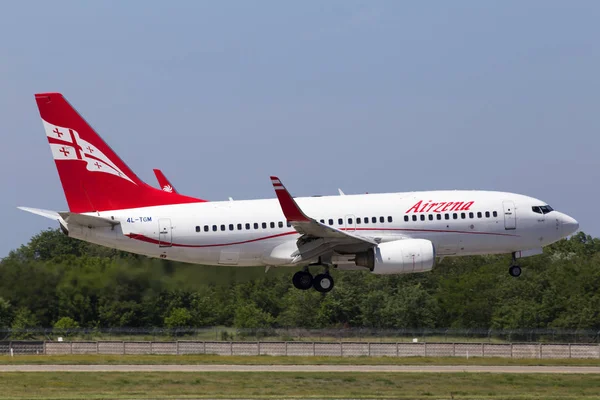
(270, 176, 310, 222)
(153, 169, 178, 194)
(338, 188, 345, 196)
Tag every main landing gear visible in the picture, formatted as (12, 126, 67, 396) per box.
(292, 267, 335, 293)
(509, 252, 522, 277)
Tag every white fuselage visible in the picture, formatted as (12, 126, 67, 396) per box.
(68, 190, 577, 269)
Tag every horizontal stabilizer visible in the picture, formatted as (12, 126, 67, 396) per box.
(58, 212, 119, 228)
(18, 207, 62, 221)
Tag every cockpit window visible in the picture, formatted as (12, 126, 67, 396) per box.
(533, 205, 554, 214)
(540, 205, 554, 214)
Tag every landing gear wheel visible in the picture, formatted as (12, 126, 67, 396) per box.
(509, 265, 522, 277)
(292, 271, 313, 290)
(313, 274, 334, 293)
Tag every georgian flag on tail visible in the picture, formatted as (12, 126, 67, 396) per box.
(42, 119, 136, 184)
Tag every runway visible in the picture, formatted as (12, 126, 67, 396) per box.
(1, 364, 600, 373)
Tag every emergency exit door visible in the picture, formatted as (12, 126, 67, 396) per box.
(158, 218, 172, 247)
(503, 201, 516, 230)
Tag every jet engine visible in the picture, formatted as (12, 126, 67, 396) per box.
(354, 239, 435, 275)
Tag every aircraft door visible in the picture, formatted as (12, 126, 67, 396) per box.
(503, 201, 516, 230)
(158, 218, 172, 247)
(345, 215, 356, 232)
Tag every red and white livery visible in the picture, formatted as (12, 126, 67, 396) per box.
(20, 93, 579, 292)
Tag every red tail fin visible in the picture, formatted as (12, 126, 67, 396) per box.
(153, 169, 179, 194)
(35, 93, 206, 212)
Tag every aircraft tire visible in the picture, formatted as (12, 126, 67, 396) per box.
(292, 271, 313, 290)
(313, 274, 334, 293)
(509, 265, 522, 277)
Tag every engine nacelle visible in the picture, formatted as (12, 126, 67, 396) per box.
(354, 239, 435, 275)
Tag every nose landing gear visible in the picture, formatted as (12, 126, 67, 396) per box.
(509, 252, 522, 277)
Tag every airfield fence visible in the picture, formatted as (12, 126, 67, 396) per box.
(1, 340, 599, 359)
(1, 327, 600, 344)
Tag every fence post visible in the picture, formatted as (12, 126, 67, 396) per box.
(285, 341, 288, 356)
(176, 341, 180, 356)
(230, 341, 233, 356)
(340, 341, 343, 357)
(203, 341, 206, 355)
(43, 341, 47, 355)
(482, 342, 485, 357)
(368, 342, 371, 357)
(539, 343, 543, 359)
(312, 342, 315, 356)
(96, 341, 99, 354)
(122, 341, 125, 355)
(396, 342, 399, 358)
(70, 341, 73, 355)
(257, 341, 260, 356)
(424, 342, 428, 357)
(453, 343, 456, 357)
(510, 343, 513, 358)
(568, 343, 571, 359)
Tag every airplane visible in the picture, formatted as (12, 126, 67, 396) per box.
(153, 169, 178, 194)
(20, 93, 579, 293)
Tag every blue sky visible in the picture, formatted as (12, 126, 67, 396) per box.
(1, 1, 598, 256)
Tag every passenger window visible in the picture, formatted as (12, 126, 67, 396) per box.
(404, 216, 409, 222)
(245, 223, 251, 230)
(453, 213, 458, 219)
(348, 218, 353, 224)
(477, 212, 482, 218)
(356, 218, 361, 224)
(428, 214, 433, 221)
(379, 216, 384, 223)
(279, 221, 284, 228)
(212, 225, 217, 232)
(229, 224, 234, 231)
(204, 225, 209, 232)
(461, 213, 466, 219)
(320, 219, 325, 223)
(221, 225, 226, 231)
(445, 214, 450, 220)
(412, 215, 417, 221)
(195, 226, 200, 232)
(254, 223, 259, 229)
(287, 221, 292, 227)
(237, 223, 242, 230)
(270, 222, 275, 228)
(469, 212, 474, 218)
(329, 219, 333, 225)
(437, 214, 442, 220)
(363, 217, 369, 224)
(372, 217, 377, 223)
(388, 216, 393, 223)
(338, 218, 343, 225)
(420, 215, 425, 221)
(262, 222, 267, 229)
(485, 212, 490, 218)
(493, 211, 498, 217)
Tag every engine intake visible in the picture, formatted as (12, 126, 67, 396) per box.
(354, 239, 435, 275)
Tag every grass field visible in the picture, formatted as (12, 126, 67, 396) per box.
(0, 371, 599, 399)
(1, 354, 600, 366)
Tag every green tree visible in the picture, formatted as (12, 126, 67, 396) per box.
(11, 308, 38, 339)
(0, 297, 12, 328)
(164, 307, 192, 328)
(233, 302, 274, 329)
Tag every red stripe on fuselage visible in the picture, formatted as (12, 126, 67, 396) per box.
(125, 227, 519, 248)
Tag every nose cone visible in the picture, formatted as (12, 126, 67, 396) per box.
(559, 213, 579, 237)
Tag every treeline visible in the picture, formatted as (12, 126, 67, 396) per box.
(0, 229, 599, 331)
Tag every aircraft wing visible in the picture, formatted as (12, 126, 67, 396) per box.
(270, 176, 377, 247)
